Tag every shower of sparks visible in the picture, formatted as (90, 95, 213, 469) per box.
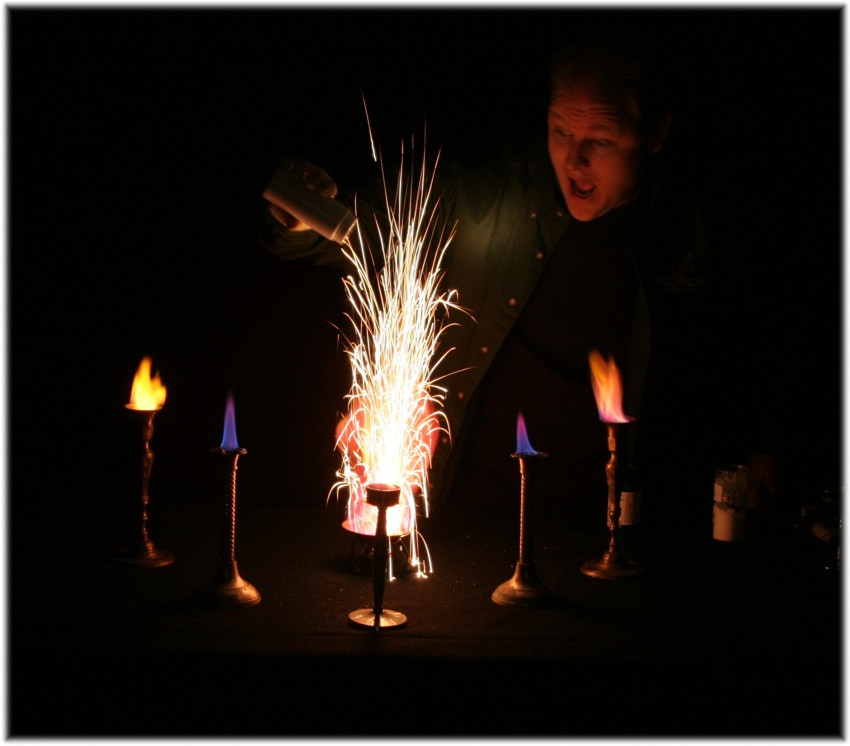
(331, 131, 464, 578)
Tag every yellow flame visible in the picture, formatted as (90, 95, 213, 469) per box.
(330, 132, 465, 577)
(127, 357, 166, 411)
(588, 350, 630, 423)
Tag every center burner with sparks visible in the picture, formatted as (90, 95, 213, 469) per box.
(343, 521, 413, 577)
(348, 483, 408, 631)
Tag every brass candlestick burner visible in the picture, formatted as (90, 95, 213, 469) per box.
(202, 446, 261, 607)
(580, 420, 644, 579)
(492, 450, 555, 607)
(348, 483, 408, 630)
(114, 406, 174, 567)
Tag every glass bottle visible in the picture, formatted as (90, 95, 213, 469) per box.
(609, 465, 641, 533)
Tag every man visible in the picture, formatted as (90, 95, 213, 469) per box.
(428, 33, 714, 521)
(263, 31, 752, 528)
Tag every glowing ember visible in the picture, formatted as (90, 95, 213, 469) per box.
(220, 392, 239, 451)
(331, 134, 463, 577)
(127, 357, 166, 411)
(515, 411, 539, 455)
(588, 350, 632, 424)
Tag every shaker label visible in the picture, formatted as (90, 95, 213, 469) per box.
(713, 483, 724, 504)
(608, 490, 641, 527)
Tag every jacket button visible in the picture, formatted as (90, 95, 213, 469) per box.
(457, 391, 465, 400)
(507, 297, 517, 307)
(480, 345, 489, 354)
(535, 250, 545, 260)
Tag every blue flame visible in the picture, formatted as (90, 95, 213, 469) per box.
(515, 411, 538, 455)
(220, 392, 239, 451)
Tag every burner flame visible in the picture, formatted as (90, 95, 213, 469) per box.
(515, 411, 538, 455)
(588, 350, 632, 424)
(220, 392, 239, 451)
(127, 357, 166, 411)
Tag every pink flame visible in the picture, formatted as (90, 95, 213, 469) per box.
(515, 411, 538, 455)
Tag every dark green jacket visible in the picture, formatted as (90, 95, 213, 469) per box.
(263, 138, 715, 501)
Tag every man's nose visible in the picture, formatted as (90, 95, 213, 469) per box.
(564, 141, 590, 171)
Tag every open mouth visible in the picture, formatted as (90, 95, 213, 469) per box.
(570, 179, 595, 198)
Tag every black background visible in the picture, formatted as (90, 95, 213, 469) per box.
(9, 6, 843, 514)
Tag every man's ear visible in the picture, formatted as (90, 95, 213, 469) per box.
(648, 111, 673, 152)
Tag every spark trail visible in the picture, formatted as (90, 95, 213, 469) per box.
(332, 132, 464, 577)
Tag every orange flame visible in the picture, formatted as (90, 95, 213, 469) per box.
(127, 357, 166, 411)
(588, 350, 631, 423)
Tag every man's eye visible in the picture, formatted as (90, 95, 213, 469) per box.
(593, 139, 615, 148)
(553, 128, 572, 139)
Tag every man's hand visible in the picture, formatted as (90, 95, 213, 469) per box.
(265, 156, 340, 231)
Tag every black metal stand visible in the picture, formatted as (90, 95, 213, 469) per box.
(202, 447, 261, 607)
(348, 483, 408, 630)
(114, 407, 174, 568)
(581, 421, 644, 579)
(492, 451, 555, 607)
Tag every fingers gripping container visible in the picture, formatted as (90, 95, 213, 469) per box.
(263, 164, 357, 245)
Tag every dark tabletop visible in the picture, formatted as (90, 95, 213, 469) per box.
(9, 471, 841, 738)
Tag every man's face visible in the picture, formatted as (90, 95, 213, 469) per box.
(547, 84, 654, 222)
